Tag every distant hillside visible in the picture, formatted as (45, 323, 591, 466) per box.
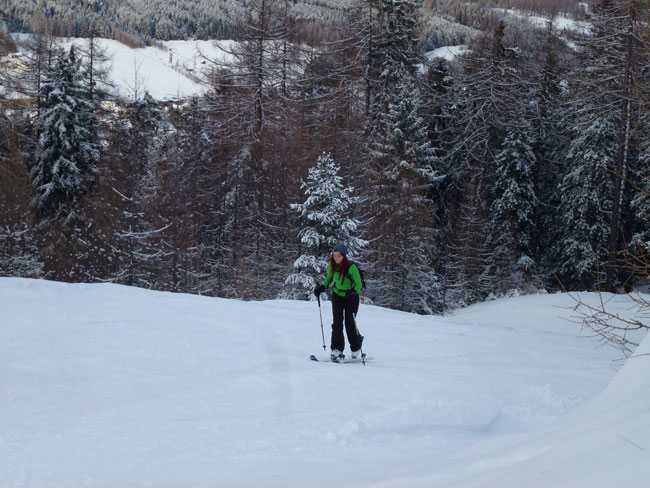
(0, 0, 348, 43)
(0, 0, 588, 49)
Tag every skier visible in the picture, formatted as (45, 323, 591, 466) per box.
(314, 242, 364, 360)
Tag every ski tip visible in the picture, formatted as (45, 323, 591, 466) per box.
(310, 355, 318, 361)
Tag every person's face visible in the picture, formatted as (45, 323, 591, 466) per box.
(332, 251, 344, 264)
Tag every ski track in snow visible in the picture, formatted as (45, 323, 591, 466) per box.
(0, 278, 647, 487)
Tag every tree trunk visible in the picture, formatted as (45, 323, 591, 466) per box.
(606, 10, 635, 291)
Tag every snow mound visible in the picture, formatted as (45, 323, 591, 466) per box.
(384, 317, 650, 488)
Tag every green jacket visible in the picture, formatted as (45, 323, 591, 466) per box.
(323, 262, 362, 297)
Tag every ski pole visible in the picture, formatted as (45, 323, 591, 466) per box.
(353, 312, 366, 366)
(317, 294, 326, 351)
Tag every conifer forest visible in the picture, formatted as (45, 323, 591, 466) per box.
(1, 0, 650, 314)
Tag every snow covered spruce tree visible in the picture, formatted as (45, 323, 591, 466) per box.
(285, 152, 367, 300)
(30, 46, 100, 225)
(362, 0, 444, 314)
(370, 75, 444, 313)
(554, 114, 618, 290)
(28, 46, 101, 280)
(483, 120, 539, 296)
(630, 132, 650, 259)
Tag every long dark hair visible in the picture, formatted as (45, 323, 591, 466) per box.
(330, 255, 350, 275)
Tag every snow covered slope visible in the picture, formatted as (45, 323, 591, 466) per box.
(379, 299, 650, 488)
(441, 332, 650, 488)
(425, 45, 468, 61)
(0, 278, 647, 487)
(493, 8, 591, 34)
(12, 36, 235, 100)
(63, 38, 235, 100)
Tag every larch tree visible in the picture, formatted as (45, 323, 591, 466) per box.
(438, 20, 520, 305)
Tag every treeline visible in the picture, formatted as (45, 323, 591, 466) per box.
(2, 0, 650, 313)
(0, 0, 588, 46)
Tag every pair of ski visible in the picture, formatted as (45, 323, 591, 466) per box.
(310, 354, 374, 364)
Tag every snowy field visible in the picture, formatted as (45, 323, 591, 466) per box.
(11, 35, 236, 100)
(61, 37, 237, 100)
(1, 277, 649, 487)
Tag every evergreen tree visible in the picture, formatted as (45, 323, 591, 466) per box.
(361, 0, 444, 313)
(630, 137, 650, 257)
(531, 19, 570, 285)
(422, 56, 457, 227)
(572, 0, 650, 290)
(285, 153, 367, 300)
(554, 114, 618, 289)
(384, 92, 443, 313)
(365, 72, 443, 313)
(30, 46, 100, 225)
(443, 170, 489, 308)
(484, 121, 539, 295)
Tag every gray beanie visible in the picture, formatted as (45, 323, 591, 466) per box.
(333, 242, 348, 256)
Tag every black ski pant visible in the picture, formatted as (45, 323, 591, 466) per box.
(331, 292, 362, 353)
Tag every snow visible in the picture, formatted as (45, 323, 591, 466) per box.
(526, 14, 591, 35)
(1, 277, 648, 487)
(62, 38, 235, 100)
(12, 36, 236, 100)
(5, 34, 471, 100)
(493, 8, 591, 35)
(426, 45, 467, 61)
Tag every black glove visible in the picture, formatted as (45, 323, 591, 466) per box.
(345, 289, 359, 298)
(314, 284, 326, 297)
